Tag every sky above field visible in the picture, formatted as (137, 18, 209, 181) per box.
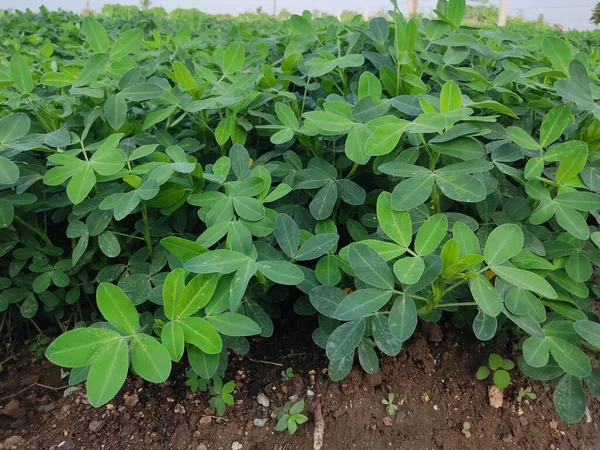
(6, 0, 600, 30)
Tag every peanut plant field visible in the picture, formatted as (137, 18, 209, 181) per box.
(0, 1, 599, 448)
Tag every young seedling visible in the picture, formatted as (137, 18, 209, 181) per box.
(209, 376, 235, 416)
(517, 386, 537, 402)
(274, 399, 308, 434)
(476, 354, 514, 389)
(281, 367, 294, 381)
(185, 369, 209, 393)
(381, 393, 398, 415)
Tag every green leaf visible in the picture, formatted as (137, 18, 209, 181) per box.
(440, 81, 462, 112)
(335, 289, 392, 321)
(548, 337, 591, 377)
(434, 173, 485, 203)
(46, 328, 120, 368)
(161, 237, 207, 262)
(275, 103, 299, 130)
(390, 175, 434, 211)
(161, 321, 185, 362)
(565, 252, 592, 283)
(493, 370, 510, 389)
(87, 338, 128, 407)
(543, 36, 572, 75)
(573, 320, 600, 348)
(98, 231, 120, 258)
(206, 313, 261, 337)
(476, 366, 490, 380)
(446, 0, 465, 27)
(555, 142, 588, 184)
(296, 234, 339, 261)
(73, 53, 109, 88)
(309, 286, 347, 318)
(176, 274, 218, 318)
(104, 95, 127, 130)
(372, 314, 403, 356)
(0, 199, 14, 228)
(376, 191, 412, 247)
(83, 17, 109, 53)
(554, 375, 586, 423)
(388, 295, 417, 342)
(0, 113, 31, 145)
(357, 339, 379, 374)
(185, 250, 249, 274)
(110, 29, 143, 60)
(274, 214, 299, 258)
(540, 105, 570, 148)
(222, 42, 245, 75)
(303, 111, 354, 134)
(179, 317, 222, 353)
(555, 204, 589, 240)
(393, 257, 425, 285)
(131, 334, 171, 383)
(345, 124, 371, 165)
(430, 137, 484, 160)
(348, 243, 394, 290)
(415, 214, 447, 256)
(484, 224, 523, 265)
(257, 261, 303, 285)
(173, 61, 196, 91)
(506, 127, 541, 151)
(162, 268, 186, 320)
(492, 265, 557, 299)
(9, 53, 33, 94)
(188, 345, 219, 379)
(66, 164, 96, 205)
(309, 181, 337, 220)
(522, 336, 550, 368)
(326, 318, 366, 360)
(365, 123, 409, 156)
(96, 283, 139, 335)
(472, 310, 497, 341)
(468, 274, 502, 317)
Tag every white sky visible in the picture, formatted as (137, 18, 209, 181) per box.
(1, 0, 598, 30)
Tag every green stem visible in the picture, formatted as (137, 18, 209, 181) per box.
(441, 278, 468, 296)
(300, 77, 310, 118)
(345, 163, 359, 179)
(13, 217, 51, 245)
(141, 202, 153, 258)
(434, 302, 477, 308)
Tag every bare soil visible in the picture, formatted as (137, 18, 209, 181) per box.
(1, 316, 599, 450)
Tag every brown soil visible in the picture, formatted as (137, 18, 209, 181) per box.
(1, 316, 598, 450)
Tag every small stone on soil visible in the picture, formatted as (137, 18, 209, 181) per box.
(2, 435, 25, 449)
(256, 393, 270, 408)
(231, 442, 242, 450)
(1, 401, 26, 420)
(488, 385, 503, 409)
(198, 416, 212, 425)
(382, 416, 393, 427)
(253, 418, 268, 428)
(37, 403, 56, 413)
(174, 404, 186, 414)
(197, 445, 208, 450)
(88, 420, 104, 432)
(123, 393, 139, 407)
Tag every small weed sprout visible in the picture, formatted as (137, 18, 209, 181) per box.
(381, 393, 398, 415)
(274, 399, 308, 434)
(476, 354, 514, 389)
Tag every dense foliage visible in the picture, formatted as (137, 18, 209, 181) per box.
(0, 0, 599, 423)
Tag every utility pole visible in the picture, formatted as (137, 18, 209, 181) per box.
(407, 0, 418, 17)
(498, 0, 507, 26)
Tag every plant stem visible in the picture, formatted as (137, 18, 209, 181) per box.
(13, 217, 51, 245)
(141, 202, 153, 258)
(345, 163, 359, 179)
(434, 302, 478, 308)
